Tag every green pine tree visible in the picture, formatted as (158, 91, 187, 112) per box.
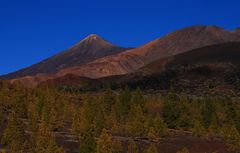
(147, 127, 158, 141)
(35, 120, 64, 153)
(153, 114, 166, 137)
(96, 128, 113, 153)
(79, 127, 96, 153)
(128, 104, 146, 136)
(221, 124, 240, 153)
(1, 111, 27, 153)
(103, 89, 116, 115)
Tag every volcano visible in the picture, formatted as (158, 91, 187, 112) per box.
(1, 34, 128, 79)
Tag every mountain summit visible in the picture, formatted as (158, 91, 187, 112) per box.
(80, 34, 107, 43)
(71, 34, 117, 55)
(1, 34, 128, 79)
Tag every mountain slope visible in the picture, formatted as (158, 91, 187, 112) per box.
(55, 25, 240, 78)
(1, 34, 128, 79)
(115, 42, 240, 95)
(8, 25, 240, 87)
(39, 42, 240, 92)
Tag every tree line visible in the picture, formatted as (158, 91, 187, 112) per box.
(0, 80, 239, 152)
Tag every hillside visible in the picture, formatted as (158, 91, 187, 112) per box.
(6, 25, 240, 87)
(54, 25, 240, 78)
(116, 42, 240, 95)
(1, 34, 128, 79)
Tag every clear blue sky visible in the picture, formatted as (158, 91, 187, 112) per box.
(1, 0, 239, 75)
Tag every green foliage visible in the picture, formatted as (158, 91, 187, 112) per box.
(94, 107, 105, 136)
(28, 100, 39, 133)
(2, 80, 240, 152)
(207, 114, 219, 137)
(201, 100, 215, 129)
(147, 127, 158, 140)
(192, 120, 206, 137)
(35, 120, 64, 153)
(221, 124, 240, 153)
(131, 87, 145, 111)
(79, 127, 96, 153)
(78, 96, 105, 136)
(128, 104, 146, 136)
(71, 107, 82, 136)
(115, 86, 132, 121)
(96, 129, 113, 153)
(1, 112, 27, 153)
(162, 100, 182, 128)
(103, 89, 116, 115)
(153, 114, 166, 137)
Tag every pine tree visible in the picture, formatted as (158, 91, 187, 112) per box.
(153, 114, 166, 137)
(71, 107, 82, 136)
(162, 100, 182, 128)
(28, 101, 39, 133)
(96, 128, 113, 153)
(83, 96, 98, 125)
(103, 89, 116, 115)
(176, 147, 189, 153)
(147, 127, 158, 141)
(131, 87, 145, 112)
(192, 120, 206, 137)
(79, 126, 96, 153)
(128, 104, 146, 136)
(207, 114, 219, 137)
(144, 143, 158, 153)
(221, 124, 240, 153)
(93, 107, 105, 136)
(116, 86, 132, 120)
(41, 98, 51, 127)
(35, 120, 64, 153)
(49, 105, 64, 131)
(27, 100, 39, 152)
(202, 100, 215, 129)
(1, 111, 27, 153)
(127, 139, 138, 153)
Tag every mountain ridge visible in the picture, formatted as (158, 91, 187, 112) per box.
(39, 42, 240, 96)
(1, 34, 129, 79)
(52, 25, 240, 79)
(4, 25, 240, 87)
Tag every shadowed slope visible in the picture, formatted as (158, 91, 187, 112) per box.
(116, 42, 240, 95)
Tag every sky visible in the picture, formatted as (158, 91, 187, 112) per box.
(0, 0, 240, 75)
